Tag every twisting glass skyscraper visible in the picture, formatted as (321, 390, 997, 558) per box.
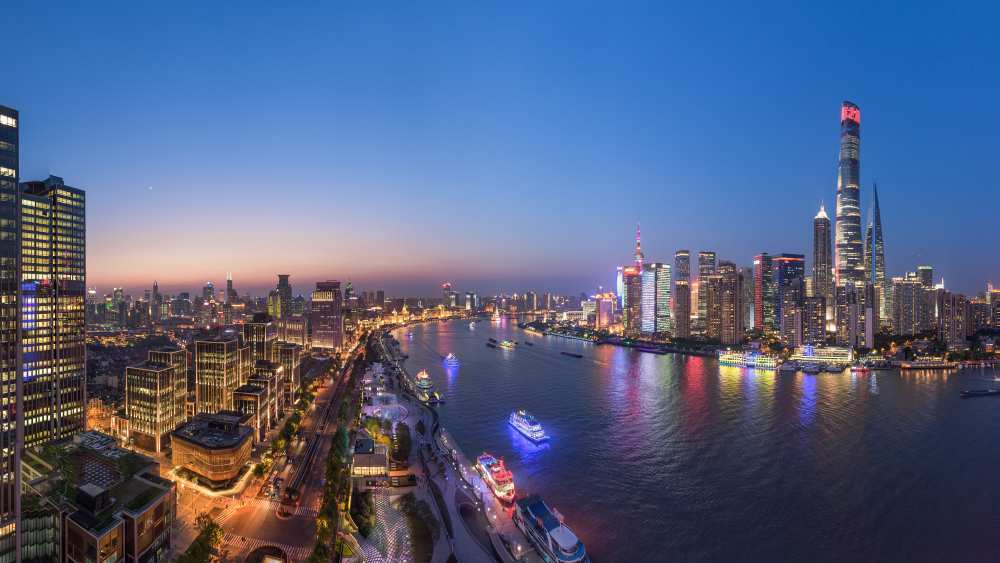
(835, 101, 864, 285)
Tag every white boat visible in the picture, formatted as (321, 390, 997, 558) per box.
(444, 353, 459, 366)
(499, 339, 516, 350)
(514, 494, 588, 563)
(509, 409, 549, 442)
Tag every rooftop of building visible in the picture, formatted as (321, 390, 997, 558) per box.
(172, 412, 253, 449)
(127, 360, 171, 372)
(234, 384, 266, 396)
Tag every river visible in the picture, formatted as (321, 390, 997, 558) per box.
(394, 319, 1000, 562)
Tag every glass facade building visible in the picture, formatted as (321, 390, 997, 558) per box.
(19, 176, 86, 448)
(835, 101, 864, 285)
(0, 104, 19, 561)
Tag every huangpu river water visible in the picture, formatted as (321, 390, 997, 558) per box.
(394, 319, 1000, 562)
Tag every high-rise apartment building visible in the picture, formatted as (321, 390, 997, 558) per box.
(19, 176, 86, 448)
(774, 254, 805, 344)
(803, 296, 826, 344)
(917, 265, 933, 289)
(892, 275, 929, 336)
(640, 263, 671, 334)
(673, 281, 691, 339)
(835, 101, 864, 285)
(718, 261, 742, 345)
(703, 273, 723, 341)
(0, 105, 19, 559)
(311, 281, 343, 350)
(623, 266, 642, 337)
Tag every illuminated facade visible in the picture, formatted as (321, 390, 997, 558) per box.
(20, 176, 86, 448)
(171, 413, 253, 488)
(623, 267, 642, 337)
(774, 254, 805, 344)
(640, 265, 657, 333)
(276, 342, 302, 405)
(813, 203, 832, 306)
(126, 361, 181, 453)
(702, 273, 722, 341)
(673, 280, 691, 338)
(697, 251, 716, 333)
(0, 104, 19, 560)
(718, 261, 742, 345)
(864, 183, 887, 325)
(311, 280, 343, 350)
(753, 253, 775, 334)
(242, 313, 276, 363)
(195, 337, 250, 415)
(803, 296, 826, 344)
(835, 101, 864, 285)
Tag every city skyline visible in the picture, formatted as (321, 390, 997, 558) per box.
(7, 3, 999, 295)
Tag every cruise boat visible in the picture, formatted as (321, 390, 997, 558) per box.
(717, 350, 779, 370)
(514, 494, 588, 563)
(850, 363, 870, 374)
(509, 409, 549, 442)
(414, 369, 436, 402)
(444, 353, 459, 366)
(476, 453, 516, 503)
(499, 339, 516, 350)
(802, 363, 822, 374)
(900, 359, 958, 370)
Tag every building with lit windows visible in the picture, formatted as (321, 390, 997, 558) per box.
(804, 296, 826, 344)
(774, 254, 805, 345)
(835, 101, 864, 285)
(195, 336, 250, 415)
(753, 253, 775, 334)
(697, 251, 717, 334)
(0, 104, 20, 560)
(276, 315, 307, 347)
(243, 312, 276, 363)
(864, 183, 887, 326)
(20, 175, 86, 449)
(640, 265, 657, 333)
(276, 342, 302, 405)
(673, 280, 691, 338)
(311, 281, 343, 351)
(813, 203, 833, 309)
(171, 412, 253, 489)
(718, 261, 742, 345)
(125, 360, 185, 454)
(623, 266, 642, 337)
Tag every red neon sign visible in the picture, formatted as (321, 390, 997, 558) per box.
(841, 105, 860, 124)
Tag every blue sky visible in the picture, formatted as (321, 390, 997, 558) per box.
(8, 1, 999, 296)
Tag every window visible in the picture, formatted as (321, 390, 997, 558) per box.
(0, 115, 15, 128)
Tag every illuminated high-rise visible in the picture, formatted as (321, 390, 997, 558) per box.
(195, 336, 250, 414)
(753, 253, 775, 334)
(0, 104, 19, 559)
(813, 202, 833, 305)
(835, 101, 864, 285)
(641, 263, 671, 334)
(864, 183, 887, 326)
(697, 251, 716, 333)
(276, 274, 292, 319)
(718, 261, 742, 345)
(20, 176, 86, 448)
(311, 281, 343, 350)
(774, 254, 805, 341)
(673, 281, 691, 339)
(623, 266, 642, 337)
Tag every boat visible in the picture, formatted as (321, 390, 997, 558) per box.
(476, 453, 516, 503)
(778, 362, 798, 374)
(636, 346, 668, 355)
(486, 342, 497, 348)
(825, 364, 845, 373)
(717, 350, 779, 370)
(900, 359, 958, 370)
(850, 363, 870, 374)
(414, 369, 436, 402)
(509, 409, 549, 442)
(513, 494, 588, 563)
(560, 351, 583, 359)
(524, 341, 534, 346)
(499, 339, 516, 350)
(488, 337, 498, 343)
(444, 353, 459, 366)
(961, 389, 1000, 398)
(802, 363, 822, 374)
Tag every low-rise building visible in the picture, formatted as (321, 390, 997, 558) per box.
(351, 437, 388, 478)
(171, 412, 253, 489)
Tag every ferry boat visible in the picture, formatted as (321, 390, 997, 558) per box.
(476, 453, 516, 503)
(509, 409, 549, 442)
(850, 363, 870, 374)
(961, 389, 1000, 398)
(900, 359, 958, 370)
(514, 494, 588, 563)
(802, 363, 822, 374)
(444, 353, 459, 366)
(779, 361, 798, 374)
(499, 339, 516, 350)
(717, 350, 779, 370)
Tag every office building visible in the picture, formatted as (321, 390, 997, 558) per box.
(276, 315, 308, 347)
(277, 342, 302, 405)
(703, 273, 723, 341)
(19, 176, 87, 448)
(171, 412, 253, 489)
(623, 266, 642, 337)
(640, 263, 670, 334)
(311, 281, 343, 351)
(125, 360, 184, 453)
(774, 254, 805, 344)
(195, 336, 250, 414)
(803, 296, 826, 344)
(753, 253, 775, 334)
(697, 251, 716, 333)
(892, 275, 930, 336)
(813, 202, 833, 307)
(836, 282, 877, 348)
(917, 265, 933, 289)
(835, 101, 864, 285)
(243, 312, 276, 363)
(0, 105, 18, 559)
(276, 274, 292, 319)
(864, 183, 887, 325)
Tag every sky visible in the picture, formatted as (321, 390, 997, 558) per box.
(8, 1, 999, 297)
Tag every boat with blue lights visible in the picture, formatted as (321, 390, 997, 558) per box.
(509, 409, 549, 442)
(476, 452, 516, 503)
(444, 353, 459, 366)
(514, 494, 589, 563)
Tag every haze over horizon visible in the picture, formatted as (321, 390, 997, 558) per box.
(9, 2, 999, 296)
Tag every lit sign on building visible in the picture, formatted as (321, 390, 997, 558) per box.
(841, 105, 860, 124)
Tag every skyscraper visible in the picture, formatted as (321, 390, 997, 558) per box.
(697, 251, 717, 333)
(311, 281, 343, 350)
(19, 176, 87, 447)
(917, 265, 934, 289)
(623, 266, 642, 337)
(276, 274, 292, 319)
(633, 223, 644, 269)
(864, 183, 887, 325)
(718, 261, 742, 345)
(703, 273, 723, 341)
(813, 202, 833, 305)
(0, 105, 19, 559)
(753, 253, 775, 334)
(835, 101, 864, 285)
(673, 281, 691, 339)
(195, 336, 250, 414)
(774, 253, 805, 340)
(640, 263, 671, 334)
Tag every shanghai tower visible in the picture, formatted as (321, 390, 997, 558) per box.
(835, 101, 863, 285)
